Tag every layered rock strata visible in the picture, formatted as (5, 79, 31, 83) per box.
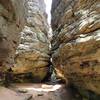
(13, 0, 50, 82)
(0, 0, 25, 81)
(51, 0, 100, 96)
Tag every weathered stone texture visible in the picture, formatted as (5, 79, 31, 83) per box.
(13, 0, 50, 82)
(51, 0, 100, 95)
(0, 0, 25, 74)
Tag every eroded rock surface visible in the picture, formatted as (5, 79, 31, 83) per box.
(13, 0, 50, 82)
(51, 0, 100, 96)
(0, 0, 25, 80)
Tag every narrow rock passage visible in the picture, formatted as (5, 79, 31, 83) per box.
(0, 0, 73, 100)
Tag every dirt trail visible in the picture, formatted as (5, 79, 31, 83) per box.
(0, 86, 31, 100)
(9, 83, 73, 100)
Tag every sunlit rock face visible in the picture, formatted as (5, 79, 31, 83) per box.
(51, 0, 100, 95)
(0, 0, 25, 77)
(13, 0, 50, 82)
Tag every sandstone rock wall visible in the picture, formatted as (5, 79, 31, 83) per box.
(13, 0, 50, 82)
(0, 0, 25, 79)
(51, 0, 100, 95)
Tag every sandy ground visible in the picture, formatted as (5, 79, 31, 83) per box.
(9, 83, 73, 100)
(0, 86, 32, 100)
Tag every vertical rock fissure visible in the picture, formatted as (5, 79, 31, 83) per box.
(0, 1, 99, 100)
